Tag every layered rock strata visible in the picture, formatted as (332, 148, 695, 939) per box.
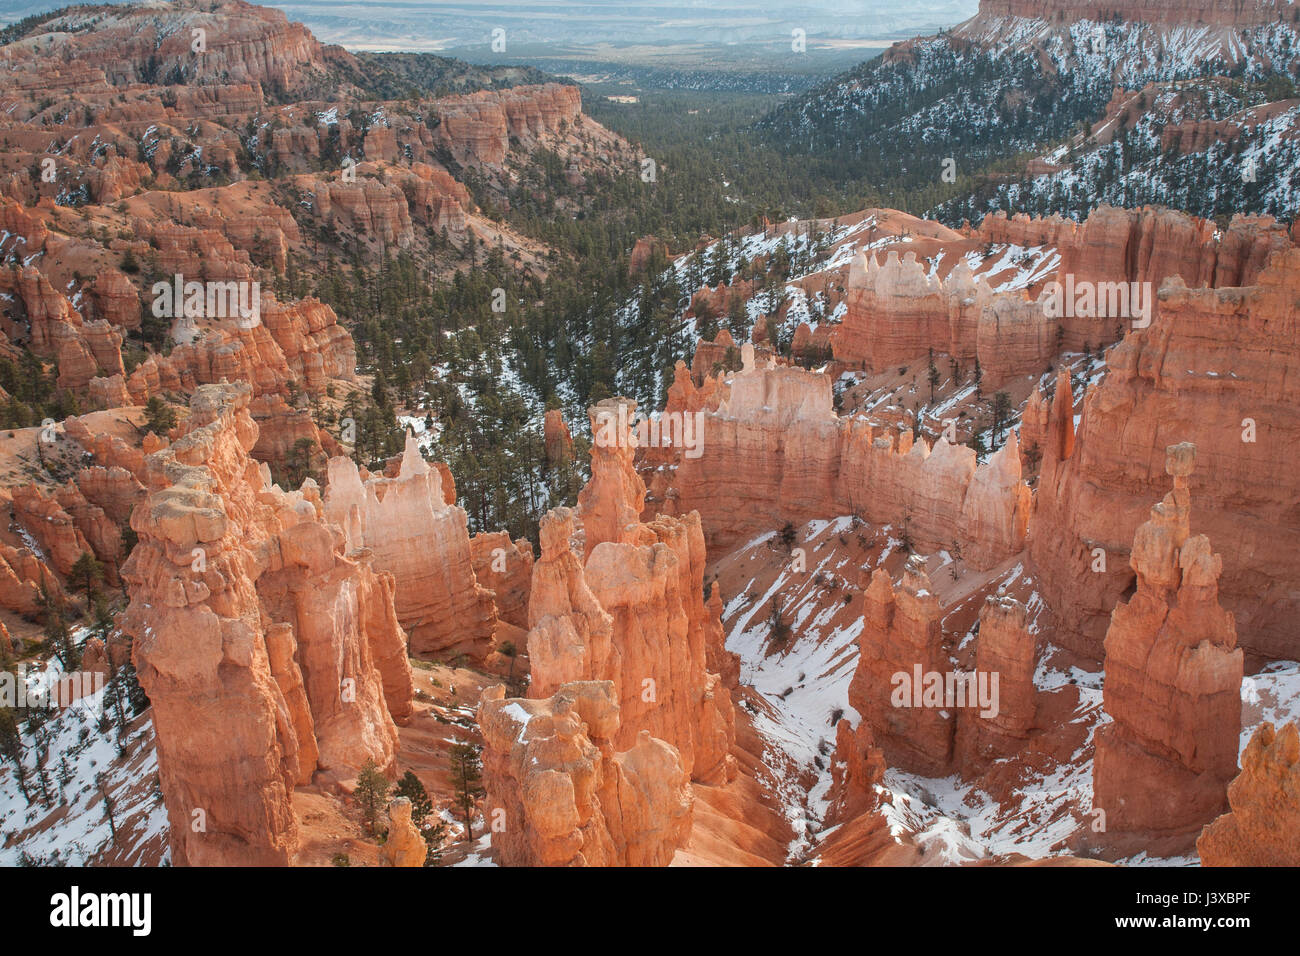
(658, 344, 1031, 567)
(1030, 248, 1300, 662)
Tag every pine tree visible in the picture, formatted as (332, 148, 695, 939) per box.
(143, 396, 177, 436)
(70, 551, 104, 602)
(354, 759, 390, 836)
(394, 770, 433, 826)
(39, 583, 78, 671)
(448, 742, 483, 841)
(394, 769, 446, 865)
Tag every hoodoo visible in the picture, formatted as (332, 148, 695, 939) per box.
(1092, 443, 1243, 853)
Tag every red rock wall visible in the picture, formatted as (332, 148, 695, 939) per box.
(1030, 249, 1300, 662)
(662, 345, 1031, 569)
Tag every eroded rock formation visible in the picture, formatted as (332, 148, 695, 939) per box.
(479, 680, 692, 866)
(323, 435, 497, 660)
(522, 401, 738, 786)
(844, 558, 953, 776)
(380, 797, 428, 867)
(955, 594, 1038, 771)
(1198, 722, 1300, 867)
(1092, 443, 1242, 849)
(121, 383, 413, 865)
(1030, 248, 1300, 662)
(659, 344, 1031, 567)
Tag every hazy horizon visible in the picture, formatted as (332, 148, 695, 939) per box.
(0, 0, 981, 53)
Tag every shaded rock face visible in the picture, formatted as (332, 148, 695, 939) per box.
(1030, 248, 1300, 663)
(121, 383, 412, 866)
(1092, 443, 1242, 849)
(659, 346, 1031, 568)
(0, 267, 126, 395)
(1198, 722, 1300, 867)
(955, 595, 1038, 771)
(0, 247, 355, 409)
(323, 435, 497, 660)
(470, 531, 533, 630)
(827, 718, 886, 827)
(836, 564, 1038, 791)
(10, 484, 97, 580)
(312, 178, 414, 248)
(0, 544, 52, 616)
(248, 393, 336, 482)
(846, 558, 954, 776)
(434, 85, 583, 167)
(479, 681, 692, 866)
(543, 409, 574, 467)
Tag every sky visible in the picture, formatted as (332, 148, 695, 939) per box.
(0, 1, 982, 51)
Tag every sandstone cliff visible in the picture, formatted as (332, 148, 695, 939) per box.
(1030, 248, 1300, 662)
(660, 344, 1031, 569)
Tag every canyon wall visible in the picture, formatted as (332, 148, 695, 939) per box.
(659, 344, 1031, 568)
(834, 208, 1291, 385)
(1030, 248, 1300, 662)
(435, 85, 583, 167)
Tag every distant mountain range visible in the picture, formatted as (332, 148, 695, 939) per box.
(0, 0, 981, 52)
(757, 0, 1300, 222)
